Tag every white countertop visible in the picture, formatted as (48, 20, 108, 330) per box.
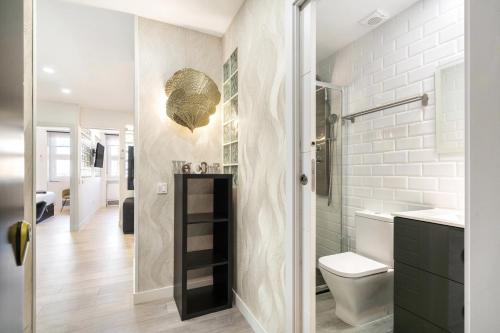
(392, 208, 464, 229)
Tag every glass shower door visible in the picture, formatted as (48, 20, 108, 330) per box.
(315, 84, 343, 289)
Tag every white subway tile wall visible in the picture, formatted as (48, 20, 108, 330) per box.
(318, 0, 464, 250)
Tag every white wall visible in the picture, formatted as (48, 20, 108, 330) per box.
(37, 101, 130, 228)
(318, 0, 465, 249)
(136, 17, 223, 293)
(80, 107, 133, 130)
(467, 0, 500, 331)
(79, 129, 107, 225)
(36, 127, 71, 213)
(37, 101, 80, 230)
(81, 108, 134, 227)
(223, 0, 287, 331)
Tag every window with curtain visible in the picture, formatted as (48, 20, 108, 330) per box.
(106, 134, 120, 180)
(48, 131, 70, 181)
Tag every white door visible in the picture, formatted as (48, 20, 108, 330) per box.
(105, 134, 120, 206)
(299, 1, 317, 332)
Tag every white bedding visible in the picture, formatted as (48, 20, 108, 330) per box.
(36, 191, 56, 205)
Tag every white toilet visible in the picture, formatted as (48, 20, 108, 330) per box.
(319, 211, 394, 326)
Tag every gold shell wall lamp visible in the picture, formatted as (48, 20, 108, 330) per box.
(164, 68, 221, 132)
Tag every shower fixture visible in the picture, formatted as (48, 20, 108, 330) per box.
(315, 84, 342, 207)
(327, 113, 338, 124)
(327, 114, 338, 141)
(327, 112, 339, 207)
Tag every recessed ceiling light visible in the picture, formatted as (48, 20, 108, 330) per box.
(42, 66, 55, 74)
(61, 88, 71, 94)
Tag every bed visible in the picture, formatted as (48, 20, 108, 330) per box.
(36, 191, 56, 223)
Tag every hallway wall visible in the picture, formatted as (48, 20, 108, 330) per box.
(136, 17, 223, 292)
(223, 0, 287, 331)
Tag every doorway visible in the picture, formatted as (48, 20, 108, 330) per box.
(105, 133, 120, 207)
(34, 0, 135, 331)
(35, 127, 72, 226)
(293, 0, 466, 332)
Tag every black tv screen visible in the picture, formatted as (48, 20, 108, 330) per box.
(94, 143, 105, 168)
(127, 146, 134, 190)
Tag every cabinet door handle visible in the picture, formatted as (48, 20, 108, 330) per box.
(461, 250, 464, 263)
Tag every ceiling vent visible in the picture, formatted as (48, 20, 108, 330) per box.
(359, 10, 388, 27)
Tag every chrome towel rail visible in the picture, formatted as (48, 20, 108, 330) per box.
(343, 93, 429, 123)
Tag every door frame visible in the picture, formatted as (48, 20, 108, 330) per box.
(286, 2, 478, 333)
(285, 0, 315, 332)
(35, 123, 79, 231)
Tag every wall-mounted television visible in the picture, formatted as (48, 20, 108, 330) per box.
(94, 142, 105, 168)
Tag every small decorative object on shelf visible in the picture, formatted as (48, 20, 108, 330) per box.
(210, 163, 221, 174)
(198, 162, 208, 174)
(182, 163, 192, 174)
(174, 174, 233, 320)
(173, 161, 222, 175)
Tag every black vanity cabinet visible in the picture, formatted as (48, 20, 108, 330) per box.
(394, 217, 464, 333)
(174, 174, 233, 320)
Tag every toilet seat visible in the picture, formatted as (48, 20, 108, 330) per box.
(318, 252, 388, 278)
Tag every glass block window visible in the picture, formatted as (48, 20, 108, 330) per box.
(223, 49, 238, 185)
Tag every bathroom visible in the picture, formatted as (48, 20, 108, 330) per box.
(305, 0, 465, 331)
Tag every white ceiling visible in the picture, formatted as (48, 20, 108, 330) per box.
(37, 0, 135, 112)
(64, 0, 246, 37)
(316, 0, 420, 62)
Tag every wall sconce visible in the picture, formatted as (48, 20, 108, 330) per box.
(165, 68, 221, 132)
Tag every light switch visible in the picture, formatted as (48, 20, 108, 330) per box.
(157, 182, 168, 194)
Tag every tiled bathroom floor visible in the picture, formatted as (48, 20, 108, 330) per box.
(316, 293, 393, 333)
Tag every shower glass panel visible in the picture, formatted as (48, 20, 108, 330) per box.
(315, 84, 343, 288)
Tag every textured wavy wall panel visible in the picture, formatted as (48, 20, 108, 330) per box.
(137, 18, 222, 291)
(223, 0, 287, 332)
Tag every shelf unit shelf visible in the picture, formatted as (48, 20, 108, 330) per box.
(186, 250, 228, 270)
(185, 285, 229, 319)
(187, 213, 228, 224)
(174, 174, 233, 321)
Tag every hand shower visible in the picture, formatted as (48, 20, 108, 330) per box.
(327, 114, 338, 140)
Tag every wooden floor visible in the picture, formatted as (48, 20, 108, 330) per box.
(36, 208, 253, 333)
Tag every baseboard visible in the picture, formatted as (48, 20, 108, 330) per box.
(234, 290, 268, 333)
(133, 286, 173, 304)
(133, 276, 214, 305)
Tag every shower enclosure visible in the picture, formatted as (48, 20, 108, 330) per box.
(315, 82, 343, 289)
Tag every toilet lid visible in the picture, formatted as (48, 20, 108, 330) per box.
(318, 252, 388, 278)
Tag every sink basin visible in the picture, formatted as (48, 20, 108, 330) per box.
(392, 208, 464, 228)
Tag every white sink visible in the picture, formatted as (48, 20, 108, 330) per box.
(392, 208, 464, 228)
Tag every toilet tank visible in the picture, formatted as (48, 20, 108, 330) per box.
(355, 211, 394, 267)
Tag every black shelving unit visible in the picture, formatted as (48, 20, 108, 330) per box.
(174, 174, 233, 320)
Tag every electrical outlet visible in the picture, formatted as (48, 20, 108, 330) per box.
(157, 182, 168, 194)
